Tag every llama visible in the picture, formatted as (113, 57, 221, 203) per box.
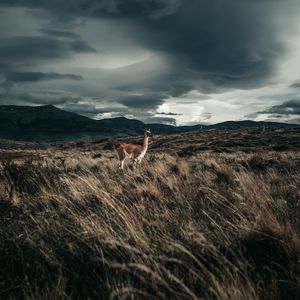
(115, 129, 152, 169)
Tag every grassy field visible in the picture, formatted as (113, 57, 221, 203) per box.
(0, 128, 300, 299)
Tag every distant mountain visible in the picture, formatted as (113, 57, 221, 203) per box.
(0, 105, 298, 142)
(0, 105, 100, 141)
(0, 105, 151, 141)
(208, 120, 296, 129)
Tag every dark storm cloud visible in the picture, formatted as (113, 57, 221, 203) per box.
(4, 71, 83, 82)
(263, 100, 300, 115)
(0, 84, 86, 106)
(0, 91, 70, 106)
(247, 99, 300, 120)
(144, 116, 176, 125)
(117, 94, 165, 110)
(268, 114, 286, 119)
(0, 0, 182, 19)
(167, 83, 193, 98)
(102, 0, 293, 98)
(157, 112, 182, 116)
(61, 103, 122, 117)
(290, 81, 300, 88)
(39, 29, 80, 39)
(103, 0, 182, 19)
(17, 93, 70, 105)
(142, 0, 287, 89)
(202, 113, 213, 120)
(0, 0, 289, 90)
(0, 36, 96, 66)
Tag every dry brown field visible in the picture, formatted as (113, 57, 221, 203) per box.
(0, 127, 299, 299)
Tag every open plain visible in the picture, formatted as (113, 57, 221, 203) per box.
(0, 127, 300, 299)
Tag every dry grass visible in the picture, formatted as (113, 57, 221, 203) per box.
(0, 129, 300, 299)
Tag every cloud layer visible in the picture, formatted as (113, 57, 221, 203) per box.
(1, 0, 300, 124)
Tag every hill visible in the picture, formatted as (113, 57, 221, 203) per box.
(0, 105, 298, 141)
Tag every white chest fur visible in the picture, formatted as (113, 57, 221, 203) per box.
(137, 146, 148, 161)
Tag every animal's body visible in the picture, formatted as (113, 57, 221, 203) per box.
(116, 129, 152, 169)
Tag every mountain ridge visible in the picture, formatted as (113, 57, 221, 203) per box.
(0, 105, 298, 142)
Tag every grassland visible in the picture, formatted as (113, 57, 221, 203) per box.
(0, 127, 299, 299)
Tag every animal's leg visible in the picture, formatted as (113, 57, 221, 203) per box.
(117, 147, 126, 170)
(120, 159, 125, 170)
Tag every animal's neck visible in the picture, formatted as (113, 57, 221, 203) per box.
(143, 135, 149, 149)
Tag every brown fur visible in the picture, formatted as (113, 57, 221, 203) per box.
(116, 144, 143, 160)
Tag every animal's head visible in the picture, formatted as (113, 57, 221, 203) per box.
(144, 128, 152, 137)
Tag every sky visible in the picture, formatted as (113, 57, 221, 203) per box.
(0, 0, 300, 125)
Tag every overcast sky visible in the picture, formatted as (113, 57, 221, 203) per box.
(0, 0, 300, 125)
